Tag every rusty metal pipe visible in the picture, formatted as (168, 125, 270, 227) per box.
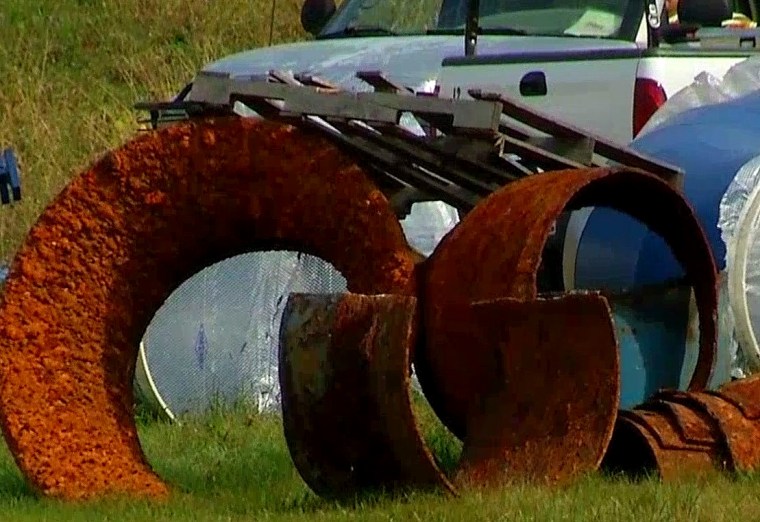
(279, 293, 454, 499)
(455, 293, 620, 487)
(0, 116, 420, 500)
(279, 291, 621, 498)
(419, 167, 718, 440)
(603, 375, 760, 479)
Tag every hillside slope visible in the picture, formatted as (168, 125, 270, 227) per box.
(0, 0, 307, 260)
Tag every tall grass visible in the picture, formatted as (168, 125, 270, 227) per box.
(0, 399, 758, 521)
(0, 0, 307, 260)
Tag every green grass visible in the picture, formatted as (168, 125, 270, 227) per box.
(4, 1, 760, 520)
(0, 397, 759, 521)
(0, 0, 308, 260)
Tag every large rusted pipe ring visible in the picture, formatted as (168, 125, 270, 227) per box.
(0, 116, 420, 500)
(419, 167, 718, 439)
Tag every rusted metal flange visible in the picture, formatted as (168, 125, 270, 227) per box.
(279, 292, 453, 499)
(0, 116, 420, 500)
(419, 167, 718, 439)
(601, 375, 760, 480)
(455, 293, 620, 487)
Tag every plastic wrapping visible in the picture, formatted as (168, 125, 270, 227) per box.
(136, 200, 459, 418)
(721, 155, 760, 373)
(639, 55, 760, 136)
(624, 81, 760, 379)
(137, 251, 347, 418)
(400, 201, 460, 257)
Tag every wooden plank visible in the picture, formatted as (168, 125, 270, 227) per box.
(356, 71, 414, 94)
(468, 89, 684, 188)
(228, 79, 503, 132)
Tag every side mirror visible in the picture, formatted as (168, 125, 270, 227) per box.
(301, 0, 337, 35)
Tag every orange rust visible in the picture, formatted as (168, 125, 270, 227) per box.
(280, 292, 618, 498)
(279, 293, 453, 499)
(600, 379, 760, 480)
(454, 293, 620, 487)
(0, 116, 419, 500)
(683, 386, 760, 473)
(419, 167, 718, 439)
(601, 411, 719, 480)
(657, 377, 760, 475)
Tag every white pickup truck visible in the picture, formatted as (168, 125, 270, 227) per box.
(187, 0, 760, 145)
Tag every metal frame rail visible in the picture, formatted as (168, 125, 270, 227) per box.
(135, 69, 682, 215)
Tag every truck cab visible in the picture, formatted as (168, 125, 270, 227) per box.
(296, 0, 760, 143)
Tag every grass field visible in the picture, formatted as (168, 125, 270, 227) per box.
(4, 1, 760, 520)
(0, 0, 308, 260)
(0, 399, 758, 522)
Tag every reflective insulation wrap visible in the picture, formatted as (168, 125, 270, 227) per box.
(135, 251, 347, 420)
(639, 55, 760, 137)
(400, 202, 460, 258)
(721, 154, 760, 373)
(0, 116, 420, 500)
(420, 167, 718, 439)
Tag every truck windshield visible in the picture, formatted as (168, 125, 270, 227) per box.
(319, 0, 642, 40)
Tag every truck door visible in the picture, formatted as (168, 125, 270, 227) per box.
(437, 39, 643, 145)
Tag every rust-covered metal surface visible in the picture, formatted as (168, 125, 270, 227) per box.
(603, 375, 760, 479)
(455, 293, 620, 487)
(279, 292, 620, 498)
(419, 167, 719, 439)
(0, 116, 420, 500)
(602, 406, 721, 480)
(279, 293, 454, 498)
(696, 375, 760, 472)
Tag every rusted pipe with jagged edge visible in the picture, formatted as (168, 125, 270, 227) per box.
(0, 116, 422, 500)
(278, 165, 717, 498)
(603, 374, 760, 478)
(418, 167, 718, 441)
(278, 291, 619, 499)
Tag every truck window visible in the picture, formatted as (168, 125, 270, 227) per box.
(319, 0, 643, 41)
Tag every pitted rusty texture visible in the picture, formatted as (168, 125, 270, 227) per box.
(699, 375, 760, 472)
(420, 167, 718, 439)
(684, 392, 759, 472)
(279, 292, 620, 498)
(455, 293, 620, 487)
(279, 293, 454, 499)
(603, 376, 760, 480)
(0, 116, 420, 500)
(601, 404, 721, 480)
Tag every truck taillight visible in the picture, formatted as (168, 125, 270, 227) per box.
(633, 78, 667, 137)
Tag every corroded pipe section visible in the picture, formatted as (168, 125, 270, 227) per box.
(455, 293, 620, 487)
(603, 375, 760, 479)
(279, 291, 621, 498)
(601, 403, 722, 480)
(0, 116, 420, 500)
(279, 293, 454, 499)
(420, 167, 718, 439)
